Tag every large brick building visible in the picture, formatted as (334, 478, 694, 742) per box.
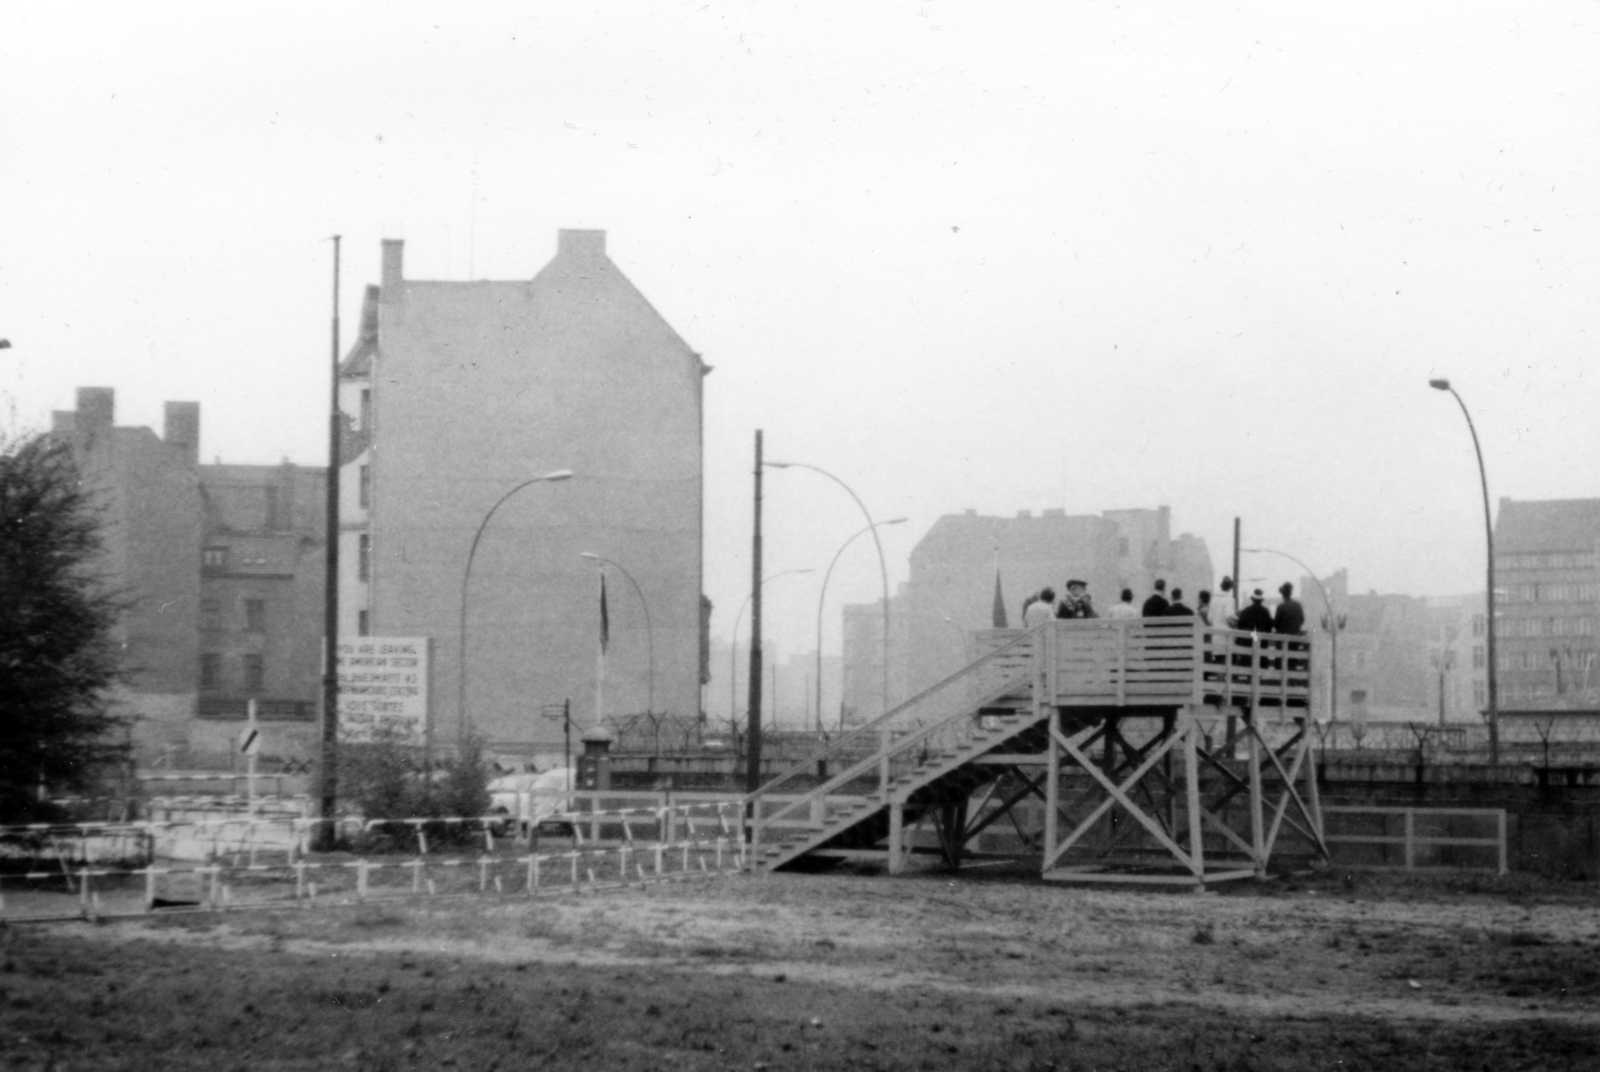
(337, 230, 707, 757)
(53, 389, 326, 766)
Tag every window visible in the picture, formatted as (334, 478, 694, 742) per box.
(360, 388, 372, 430)
(203, 547, 228, 569)
(359, 465, 371, 509)
(1350, 689, 1368, 705)
(1472, 645, 1485, 669)
(1472, 681, 1486, 707)
(200, 654, 222, 689)
(243, 654, 264, 692)
(1472, 614, 1485, 637)
(201, 598, 221, 631)
(358, 534, 371, 582)
(244, 598, 266, 632)
(358, 610, 370, 637)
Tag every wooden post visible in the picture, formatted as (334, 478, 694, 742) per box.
(1404, 810, 1415, 870)
(878, 728, 891, 798)
(1045, 710, 1060, 866)
(887, 799, 904, 875)
(1185, 710, 1204, 880)
(1247, 722, 1265, 876)
(1497, 810, 1508, 875)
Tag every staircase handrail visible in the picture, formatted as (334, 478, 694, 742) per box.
(751, 663, 1039, 840)
(748, 627, 1043, 830)
(751, 625, 1040, 798)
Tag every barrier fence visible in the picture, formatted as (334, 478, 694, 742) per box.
(1322, 806, 1509, 874)
(0, 798, 747, 923)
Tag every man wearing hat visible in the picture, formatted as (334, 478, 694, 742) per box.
(1235, 588, 1275, 634)
(1056, 579, 1097, 619)
(1273, 582, 1306, 636)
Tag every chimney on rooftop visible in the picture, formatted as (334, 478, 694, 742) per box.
(164, 402, 199, 465)
(76, 387, 114, 440)
(558, 229, 606, 265)
(381, 239, 405, 292)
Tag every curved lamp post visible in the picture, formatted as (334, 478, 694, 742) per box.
(765, 461, 893, 717)
(456, 469, 573, 746)
(730, 568, 813, 730)
(815, 518, 907, 733)
(580, 552, 654, 718)
(1243, 546, 1342, 723)
(1429, 378, 1499, 766)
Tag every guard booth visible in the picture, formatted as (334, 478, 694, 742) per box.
(748, 618, 1327, 887)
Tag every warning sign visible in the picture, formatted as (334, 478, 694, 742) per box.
(335, 637, 429, 745)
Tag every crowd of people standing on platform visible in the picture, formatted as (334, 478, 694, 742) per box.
(1020, 576, 1307, 636)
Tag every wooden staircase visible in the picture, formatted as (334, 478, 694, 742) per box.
(748, 619, 1326, 882)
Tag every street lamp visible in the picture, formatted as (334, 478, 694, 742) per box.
(457, 470, 573, 747)
(730, 568, 814, 731)
(765, 461, 893, 717)
(815, 518, 907, 734)
(1429, 378, 1500, 765)
(580, 552, 654, 719)
(1242, 547, 1342, 723)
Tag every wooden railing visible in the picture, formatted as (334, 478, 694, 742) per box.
(979, 619, 1313, 712)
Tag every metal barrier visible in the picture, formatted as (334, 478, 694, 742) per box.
(1322, 806, 1508, 875)
(0, 799, 746, 923)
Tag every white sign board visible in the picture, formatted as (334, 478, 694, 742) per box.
(336, 637, 429, 745)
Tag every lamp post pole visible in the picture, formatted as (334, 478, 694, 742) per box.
(1429, 378, 1499, 766)
(457, 470, 573, 749)
(580, 552, 654, 718)
(1243, 546, 1341, 723)
(815, 518, 907, 734)
(766, 461, 893, 718)
(316, 237, 341, 851)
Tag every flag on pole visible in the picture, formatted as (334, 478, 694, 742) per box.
(991, 563, 1008, 628)
(599, 573, 610, 655)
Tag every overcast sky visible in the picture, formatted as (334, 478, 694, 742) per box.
(3, 2, 1596, 661)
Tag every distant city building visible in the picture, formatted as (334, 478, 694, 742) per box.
(840, 584, 913, 727)
(833, 507, 1213, 723)
(1423, 592, 1490, 725)
(1296, 570, 1432, 723)
(53, 389, 326, 765)
(1493, 497, 1600, 711)
(337, 231, 707, 757)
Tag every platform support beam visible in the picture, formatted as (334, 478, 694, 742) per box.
(1247, 718, 1266, 876)
(887, 798, 905, 875)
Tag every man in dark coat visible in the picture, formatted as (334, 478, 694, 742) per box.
(1165, 587, 1194, 616)
(1273, 582, 1306, 635)
(1141, 579, 1170, 618)
(1235, 589, 1274, 634)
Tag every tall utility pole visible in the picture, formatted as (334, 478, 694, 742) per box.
(745, 430, 764, 796)
(317, 236, 342, 850)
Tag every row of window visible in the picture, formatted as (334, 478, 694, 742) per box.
(200, 652, 265, 692)
(201, 597, 267, 632)
(1496, 552, 1597, 571)
(1494, 616, 1597, 638)
(1500, 583, 1599, 604)
(1496, 649, 1598, 672)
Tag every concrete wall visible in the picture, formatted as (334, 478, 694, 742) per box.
(367, 231, 704, 752)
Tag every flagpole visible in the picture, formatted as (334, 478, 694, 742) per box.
(596, 574, 608, 730)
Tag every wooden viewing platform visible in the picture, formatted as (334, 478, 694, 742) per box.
(748, 618, 1328, 887)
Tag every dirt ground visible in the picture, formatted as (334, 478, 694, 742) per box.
(3, 865, 1599, 1070)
